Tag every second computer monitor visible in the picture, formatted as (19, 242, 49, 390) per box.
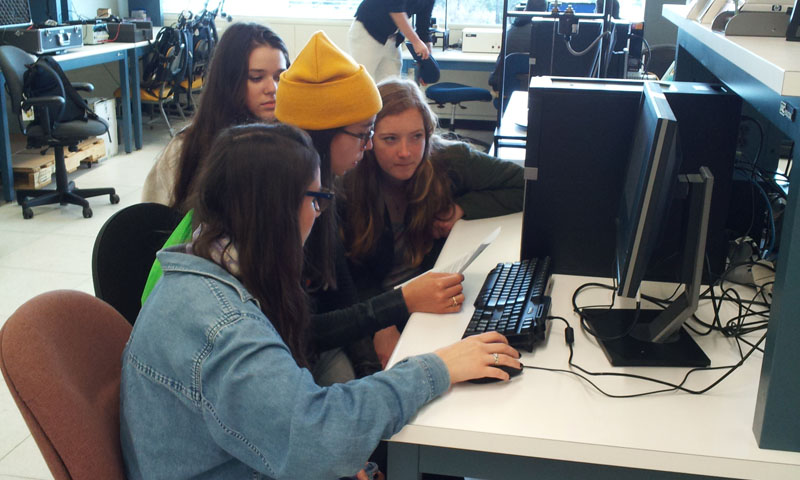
(616, 81, 681, 298)
(529, 17, 604, 77)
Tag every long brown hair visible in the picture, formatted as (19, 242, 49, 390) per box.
(190, 124, 318, 368)
(342, 78, 452, 268)
(171, 23, 290, 213)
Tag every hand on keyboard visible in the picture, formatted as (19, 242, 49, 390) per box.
(401, 271, 465, 313)
(435, 331, 522, 385)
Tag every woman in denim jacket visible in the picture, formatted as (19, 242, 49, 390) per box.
(120, 123, 520, 480)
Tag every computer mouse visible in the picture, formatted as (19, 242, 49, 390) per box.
(467, 364, 523, 384)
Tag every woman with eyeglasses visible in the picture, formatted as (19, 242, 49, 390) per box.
(142, 23, 290, 211)
(121, 122, 522, 480)
(275, 31, 469, 383)
(339, 78, 524, 363)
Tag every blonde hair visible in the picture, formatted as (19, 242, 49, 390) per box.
(342, 78, 453, 268)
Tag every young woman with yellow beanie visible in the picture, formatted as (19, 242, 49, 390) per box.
(339, 78, 524, 362)
(120, 123, 522, 480)
(141, 23, 290, 211)
(274, 31, 471, 382)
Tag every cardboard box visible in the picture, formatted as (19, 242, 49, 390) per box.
(87, 97, 118, 157)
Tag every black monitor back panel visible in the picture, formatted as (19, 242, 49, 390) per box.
(522, 78, 742, 282)
(530, 18, 604, 77)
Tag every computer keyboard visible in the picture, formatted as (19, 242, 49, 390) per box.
(463, 257, 552, 352)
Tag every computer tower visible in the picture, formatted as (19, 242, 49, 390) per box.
(521, 77, 741, 282)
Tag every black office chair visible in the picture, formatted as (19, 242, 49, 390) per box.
(643, 44, 677, 80)
(0, 45, 119, 219)
(496, 52, 529, 114)
(92, 202, 184, 325)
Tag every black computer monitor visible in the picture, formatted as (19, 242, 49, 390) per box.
(616, 82, 681, 299)
(0, 0, 33, 29)
(584, 81, 713, 367)
(529, 17, 604, 77)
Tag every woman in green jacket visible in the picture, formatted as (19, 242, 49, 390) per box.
(340, 78, 524, 366)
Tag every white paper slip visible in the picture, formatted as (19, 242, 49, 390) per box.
(393, 227, 501, 289)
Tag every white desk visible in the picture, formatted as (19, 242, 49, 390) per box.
(662, 5, 800, 97)
(386, 213, 800, 479)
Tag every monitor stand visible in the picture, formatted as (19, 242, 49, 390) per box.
(583, 168, 715, 368)
(583, 309, 710, 367)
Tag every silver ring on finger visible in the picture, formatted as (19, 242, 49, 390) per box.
(493, 352, 499, 366)
(452, 296, 458, 307)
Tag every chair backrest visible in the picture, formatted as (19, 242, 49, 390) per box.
(92, 202, 184, 324)
(0, 290, 131, 480)
(0, 45, 37, 114)
(500, 52, 530, 113)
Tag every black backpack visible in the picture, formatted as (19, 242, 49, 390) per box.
(141, 26, 189, 94)
(22, 55, 102, 126)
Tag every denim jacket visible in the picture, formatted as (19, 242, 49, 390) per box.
(120, 250, 450, 480)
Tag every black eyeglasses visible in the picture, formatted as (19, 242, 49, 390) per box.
(305, 188, 335, 212)
(340, 128, 375, 148)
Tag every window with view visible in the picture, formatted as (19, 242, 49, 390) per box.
(162, 0, 501, 25)
(162, 0, 643, 25)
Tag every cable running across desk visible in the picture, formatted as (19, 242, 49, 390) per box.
(523, 316, 768, 398)
(523, 271, 772, 398)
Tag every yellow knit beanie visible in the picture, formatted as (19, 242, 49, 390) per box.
(276, 31, 382, 130)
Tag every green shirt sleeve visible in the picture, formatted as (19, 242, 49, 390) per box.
(433, 143, 525, 219)
(140, 210, 195, 305)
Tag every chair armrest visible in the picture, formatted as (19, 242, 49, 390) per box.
(22, 96, 66, 110)
(72, 82, 94, 92)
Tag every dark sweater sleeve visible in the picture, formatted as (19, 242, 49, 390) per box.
(413, 0, 435, 43)
(436, 143, 525, 219)
(310, 242, 410, 351)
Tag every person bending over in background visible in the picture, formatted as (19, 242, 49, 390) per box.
(348, 0, 435, 82)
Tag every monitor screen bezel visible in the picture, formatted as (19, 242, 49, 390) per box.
(616, 81, 681, 298)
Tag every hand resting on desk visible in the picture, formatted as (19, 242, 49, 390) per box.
(435, 331, 522, 384)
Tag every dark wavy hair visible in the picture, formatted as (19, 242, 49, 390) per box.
(171, 23, 290, 213)
(190, 123, 319, 368)
(302, 128, 340, 291)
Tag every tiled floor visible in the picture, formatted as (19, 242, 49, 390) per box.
(0, 120, 181, 480)
(0, 121, 494, 479)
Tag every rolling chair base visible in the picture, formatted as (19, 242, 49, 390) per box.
(17, 182, 119, 219)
